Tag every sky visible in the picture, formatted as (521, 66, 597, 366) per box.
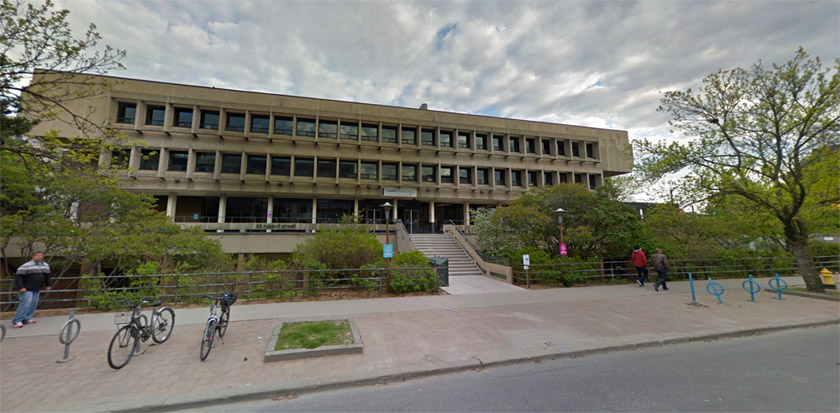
(52, 0, 839, 198)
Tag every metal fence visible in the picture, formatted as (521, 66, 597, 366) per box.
(512, 255, 840, 286)
(1, 266, 441, 311)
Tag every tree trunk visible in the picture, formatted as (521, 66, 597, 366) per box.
(789, 236, 824, 293)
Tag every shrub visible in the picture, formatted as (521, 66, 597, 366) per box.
(389, 250, 438, 294)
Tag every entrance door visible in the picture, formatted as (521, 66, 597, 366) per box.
(402, 209, 419, 234)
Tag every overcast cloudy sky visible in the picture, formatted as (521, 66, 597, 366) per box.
(55, 0, 838, 173)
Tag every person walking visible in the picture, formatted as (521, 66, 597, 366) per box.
(632, 246, 649, 287)
(12, 251, 51, 328)
(651, 248, 670, 292)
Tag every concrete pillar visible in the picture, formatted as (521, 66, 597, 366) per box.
(266, 197, 273, 233)
(392, 199, 398, 224)
(429, 200, 435, 233)
(165, 193, 177, 221)
(464, 202, 470, 227)
(354, 198, 359, 221)
(217, 194, 227, 233)
(311, 198, 317, 227)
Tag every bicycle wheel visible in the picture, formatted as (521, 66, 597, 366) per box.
(152, 307, 175, 344)
(218, 309, 230, 338)
(108, 325, 137, 369)
(200, 321, 215, 361)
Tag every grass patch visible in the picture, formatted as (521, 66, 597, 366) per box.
(789, 287, 840, 296)
(274, 320, 353, 351)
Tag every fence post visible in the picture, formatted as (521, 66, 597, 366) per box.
(174, 275, 179, 305)
(248, 271, 253, 301)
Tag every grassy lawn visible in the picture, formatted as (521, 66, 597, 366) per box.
(274, 320, 353, 351)
(789, 287, 840, 296)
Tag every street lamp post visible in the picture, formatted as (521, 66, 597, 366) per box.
(553, 207, 566, 256)
(380, 202, 392, 245)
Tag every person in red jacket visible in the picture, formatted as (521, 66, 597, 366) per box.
(631, 246, 649, 287)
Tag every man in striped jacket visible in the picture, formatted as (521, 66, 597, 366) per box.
(12, 251, 52, 328)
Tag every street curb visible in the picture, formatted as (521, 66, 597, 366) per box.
(100, 318, 840, 413)
(781, 290, 840, 302)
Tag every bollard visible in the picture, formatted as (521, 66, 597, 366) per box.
(706, 277, 725, 304)
(741, 274, 762, 302)
(768, 273, 788, 300)
(525, 268, 530, 288)
(57, 310, 81, 363)
(688, 273, 697, 303)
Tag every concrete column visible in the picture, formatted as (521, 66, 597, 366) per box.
(165, 193, 177, 221)
(311, 198, 317, 225)
(354, 198, 359, 221)
(464, 202, 470, 226)
(266, 196, 273, 233)
(217, 195, 227, 233)
(186, 148, 195, 179)
(429, 200, 435, 233)
(392, 199, 398, 224)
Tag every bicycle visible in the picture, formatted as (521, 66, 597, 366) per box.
(200, 292, 237, 361)
(108, 298, 175, 369)
(0, 323, 6, 343)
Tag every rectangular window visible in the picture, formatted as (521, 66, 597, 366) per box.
(527, 171, 538, 186)
(382, 163, 398, 180)
(440, 166, 454, 183)
(421, 129, 435, 146)
(317, 159, 337, 178)
(168, 150, 188, 171)
(475, 133, 487, 150)
(318, 120, 337, 138)
(117, 102, 136, 124)
(297, 119, 316, 137)
(457, 132, 470, 149)
(401, 164, 417, 181)
(360, 162, 378, 180)
(586, 142, 596, 158)
(476, 169, 489, 185)
(492, 135, 503, 151)
(145, 105, 166, 126)
(339, 161, 357, 179)
(200, 110, 219, 130)
(250, 114, 270, 134)
(270, 156, 291, 176)
(172, 107, 192, 128)
(139, 149, 159, 170)
(511, 170, 522, 186)
(246, 155, 266, 175)
(221, 153, 241, 174)
(110, 149, 130, 169)
(294, 158, 314, 177)
(381, 126, 397, 143)
(574, 173, 584, 184)
(361, 123, 378, 141)
(274, 116, 293, 135)
(542, 139, 552, 155)
(401, 127, 417, 145)
(459, 168, 471, 184)
(543, 172, 553, 186)
(589, 174, 598, 189)
(421, 165, 436, 183)
(526, 138, 536, 154)
(572, 142, 581, 157)
(494, 169, 505, 186)
(225, 112, 245, 132)
(559, 173, 568, 184)
(439, 130, 452, 147)
(194, 152, 215, 173)
(557, 140, 567, 156)
(340, 121, 358, 140)
(509, 137, 521, 153)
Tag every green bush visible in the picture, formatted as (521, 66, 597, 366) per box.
(389, 250, 438, 294)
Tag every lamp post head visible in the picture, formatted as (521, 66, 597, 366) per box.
(553, 207, 566, 224)
(380, 202, 393, 212)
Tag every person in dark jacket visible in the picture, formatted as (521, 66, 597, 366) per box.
(651, 248, 670, 292)
(12, 251, 51, 328)
(631, 246, 649, 287)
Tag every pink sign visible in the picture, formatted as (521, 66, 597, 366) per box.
(559, 243, 568, 256)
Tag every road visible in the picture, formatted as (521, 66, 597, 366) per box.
(196, 325, 840, 412)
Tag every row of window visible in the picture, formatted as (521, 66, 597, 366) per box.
(117, 149, 600, 187)
(115, 102, 599, 158)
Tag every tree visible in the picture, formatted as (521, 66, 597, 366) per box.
(638, 48, 840, 292)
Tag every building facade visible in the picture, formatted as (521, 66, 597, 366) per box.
(28, 72, 632, 253)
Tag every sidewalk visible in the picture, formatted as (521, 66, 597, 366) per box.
(1, 276, 837, 412)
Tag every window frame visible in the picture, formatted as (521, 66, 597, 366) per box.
(246, 154, 267, 175)
(172, 107, 193, 128)
(250, 114, 270, 134)
(274, 116, 294, 135)
(145, 105, 166, 126)
(317, 159, 337, 178)
(117, 102, 136, 124)
(167, 150, 189, 172)
(225, 112, 246, 132)
(221, 153, 242, 174)
(194, 151, 216, 173)
(200, 110, 220, 130)
(294, 157, 315, 177)
(270, 156, 291, 176)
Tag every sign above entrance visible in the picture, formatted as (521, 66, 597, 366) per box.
(381, 187, 418, 198)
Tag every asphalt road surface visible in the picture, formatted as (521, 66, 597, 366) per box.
(197, 325, 840, 412)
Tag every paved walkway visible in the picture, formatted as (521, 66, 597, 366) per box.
(442, 275, 525, 294)
(1, 276, 837, 412)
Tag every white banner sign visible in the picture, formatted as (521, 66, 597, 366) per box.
(381, 187, 418, 198)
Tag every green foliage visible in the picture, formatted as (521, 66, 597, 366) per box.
(389, 250, 438, 294)
(273, 320, 353, 350)
(291, 223, 382, 271)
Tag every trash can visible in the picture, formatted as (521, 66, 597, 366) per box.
(428, 256, 449, 287)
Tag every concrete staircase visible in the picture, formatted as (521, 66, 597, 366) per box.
(410, 233, 483, 276)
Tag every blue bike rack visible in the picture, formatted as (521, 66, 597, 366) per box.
(688, 273, 697, 303)
(768, 273, 788, 300)
(741, 274, 762, 302)
(706, 277, 725, 304)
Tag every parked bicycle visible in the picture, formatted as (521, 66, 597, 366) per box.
(108, 298, 175, 369)
(200, 292, 237, 361)
(0, 323, 6, 342)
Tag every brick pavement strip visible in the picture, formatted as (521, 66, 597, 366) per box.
(1, 281, 838, 412)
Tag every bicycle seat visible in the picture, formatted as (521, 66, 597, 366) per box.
(149, 301, 162, 307)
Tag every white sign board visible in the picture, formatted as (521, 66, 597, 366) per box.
(522, 254, 530, 271)
(381, 187, 418, 198)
